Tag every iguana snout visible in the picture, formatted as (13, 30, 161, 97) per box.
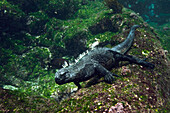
(55, 68, 70, 85)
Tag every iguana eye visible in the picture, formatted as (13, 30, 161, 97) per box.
(60, 69, 68, 75)
(60, 71, 67, 75)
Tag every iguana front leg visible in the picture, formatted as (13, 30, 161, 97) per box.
(74, 61, 119, 89)
(120, 54, 155, 69)
(94, 62, 118, 84)
(74, 81, 81, 90)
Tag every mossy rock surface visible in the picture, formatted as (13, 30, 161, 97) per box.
(55, 15, 169, 112)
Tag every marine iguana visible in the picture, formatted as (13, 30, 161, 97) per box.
(55, 25, 155, 89)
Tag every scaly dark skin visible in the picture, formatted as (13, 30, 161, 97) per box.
(55, 25, 155, 89)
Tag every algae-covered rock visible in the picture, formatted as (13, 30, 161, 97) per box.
(104, 0, 123, 14)
(89, 17, 118, 34)
(54, 9, 169, 113)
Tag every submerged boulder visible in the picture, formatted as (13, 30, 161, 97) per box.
(54, 10, 169, 112)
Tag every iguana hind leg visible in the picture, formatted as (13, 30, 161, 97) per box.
(120, 55, 155, 69)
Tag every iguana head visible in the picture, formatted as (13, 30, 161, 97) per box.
(55, 68, 72, 85)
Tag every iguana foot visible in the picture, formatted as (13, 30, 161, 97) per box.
(104, 73, 115, 84)
(146, 62, 155, 69)
(141, 60, 155, 69)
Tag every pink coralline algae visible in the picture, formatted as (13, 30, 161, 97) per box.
(121, 66, 131, 75)
(108, 103, 125, 113)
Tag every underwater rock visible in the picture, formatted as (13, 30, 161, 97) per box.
(104, 0, 123, 14)
(50, 87, 77, 103)
(158, 49, 168, 59)
(64, 31, 88, 57)
(130, 12, 139, 19)
(89, 18, 118, 34)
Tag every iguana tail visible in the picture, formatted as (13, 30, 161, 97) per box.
(111, 25, 140, 54)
